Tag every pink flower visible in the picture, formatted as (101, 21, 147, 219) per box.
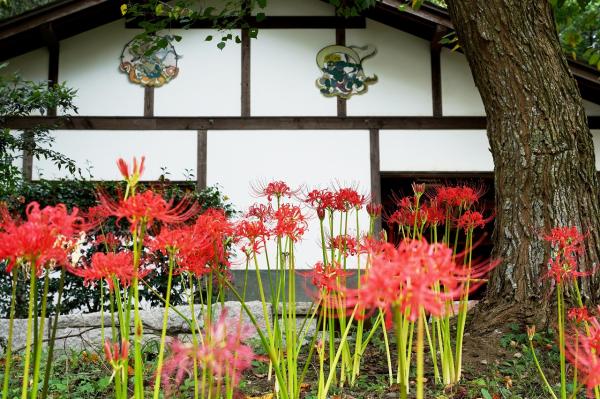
(161, 311, 255, 396)
(566, 313, 600, 396)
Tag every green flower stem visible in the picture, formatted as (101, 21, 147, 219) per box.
(322, 308, 357, 398)
(21, 269, 37, 399)
(31, 271, 50, 399)
(152, 252, 176, 399)
(187, 274, 200, 399)
(454, 229, 473, 382)
(2, 269, 18, 399)
(558, 283, 567, 399)
(380, 310, 394, 386)
(41, 266, 66, 399)
(416, 309, 424, 399)
(528, 335, 558, 399)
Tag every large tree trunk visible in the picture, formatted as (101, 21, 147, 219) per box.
(445, 0, 600, 329)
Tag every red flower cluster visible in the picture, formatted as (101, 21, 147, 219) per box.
(304, 260, 350, 294)
(161, 311, 255, 395)
(349, 238, 465, 322)
(305, 189, 335, 219)
(568, 306, 592, 323)
(273, 204, 307, 242)
(328, 234, 358, 257)
(457, 210, 489, 232)
(0, 202, 82, 274)
(566, 311, 600, 396)
(334, 187, 367, 211)
(544, 226, 587, 284)
(98, 190, 199, 230)
(69, 251, 140, 290)
(435, 185, 483, 208)
(253, 180, 294, 201)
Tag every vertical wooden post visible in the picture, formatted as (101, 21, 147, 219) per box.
(369, 128, 381, 232)
(196, 130, 207, 191)
(144, 87, 154, 117)
(241, 29, 251, 117)
(431, 25, 445, 118)
(336, 27, 347, 117)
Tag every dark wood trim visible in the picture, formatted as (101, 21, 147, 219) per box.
(336, 27, 347, 117)
(381, 171, 494, 179)
(21, 131, 34, 181)
(430, 46, 442, 117)
(4, 116, 490, 130)
(369, 128, 382, 231)
(125, 16, 365, 30)
(241, 28, 251, 117)
(144, 87, 154, 117)
(196, 130, 207, 190)
(47, 42, 59, 117)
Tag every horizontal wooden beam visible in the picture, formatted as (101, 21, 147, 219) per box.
(4, 116, 491, 130)
(125, 16, 366, 29)
(4, 116, 600, 130)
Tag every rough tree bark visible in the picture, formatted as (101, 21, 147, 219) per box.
(445, 0, 600, 329)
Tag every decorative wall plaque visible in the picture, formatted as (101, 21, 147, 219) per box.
(119, 35, 180, 87)
(315, 44, 377, 98)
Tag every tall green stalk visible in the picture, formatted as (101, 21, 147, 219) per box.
(21, 269, 37, 399)
(2, 269, 18, 399)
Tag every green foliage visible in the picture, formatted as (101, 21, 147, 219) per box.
(0, 64, 79, 198)
(555, 0, 600, 69)
(0, 178, 235, 318)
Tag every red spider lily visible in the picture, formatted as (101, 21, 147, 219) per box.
(177, 209, 234, 276)
(96, 233, 121, 250)
(566, 313, 600, 396)
(544, 226, 588, 285)
(246, 203, 274, 222)
(273, 204, 307, 242)
(117, 156, 145, 186)
(69, 251, 143, 289)
(104, 339, 129, 364)
(388, 205, 428, 228)
(434, 185, 483, 209)
(568, 306, 592, 323)
(328, 234, 358, 257)
(334, 187, 368, 211)
(236, 218, 271, 255)
(303, 260, 350, 293)
(425, 201, 445, 226)
(411, 182, 425, 197)
(252, 180, 295, 201)
(366, 203, 383, 218)
(305, 188, 335, 219)
(457, 210, 491, 231)
(161, 311, 255, 396)
(97, 190, 199, 230)
(348, 238, 465, 322)
(0, 202, 82, 274)
(359, 235, 394, 257)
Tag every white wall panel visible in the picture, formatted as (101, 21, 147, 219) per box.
(585, 100, 600, 116)
(251, 30, 336, 116)
(154, 29, 241, 116)
(257, 0, 334, 15)
(380, 130, 493, 171)
(592, 130, 600, 170)
(59, 21, 144, 116)
(34, 130, 197, 180)
(207, 130, 371, 268)
(441, 49, 485, 116)
(346, 20, 432, 116)
(3, 48, 48, 82)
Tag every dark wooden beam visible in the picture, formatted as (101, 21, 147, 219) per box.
(430, 26, 445, 118)
(369, 128, 381, 232)
(197, 130, 207, 190)
(4, 116, 493, 130)
(144, 87, 154, 117)
(336, 27, 347, 117)
(241, 28, 251, 117)
(125, 16, 365, 30)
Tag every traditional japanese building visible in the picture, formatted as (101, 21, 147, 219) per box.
(2, 0, 599, 267)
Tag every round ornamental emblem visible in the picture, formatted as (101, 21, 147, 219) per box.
(119, 35, 180, 87)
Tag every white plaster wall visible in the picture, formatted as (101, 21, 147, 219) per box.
(59, 20, 144, 116)
(591, 130, 600, 170)
(33, 130, 197, 180)
(257, 0, 334, 15)
(585, 100, 600, 116)
(207, 130, 371, 268)
(346, 20, 432, 116)
(380, 130, 493, 171)
(3, 48, 48, 82)
(154, 29, 241, 116)
(441, 48, 486, 116)
(251, 30, 336, 116)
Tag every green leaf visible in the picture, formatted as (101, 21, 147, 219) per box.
(205, 35, 213, 41)
(481, 388, 493, 399)
(548, 0, 557, 8)
(249, 28, 259, 38)
(256, 12, 266, 22)
(589, 52, 600, 66)
(217, 41, 226, 50)
(256, 0, 267, 8)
